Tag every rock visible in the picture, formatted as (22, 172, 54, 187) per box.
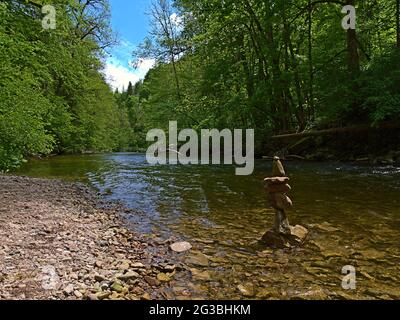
(256, 289, 273, 299)
(273, 208, 291, 235)
(190, 269, 212, 282)
(96, 291, 111, 300)
(321, 250, 342, 258)
(260, 230, 289, 248)
(63, 284, 74, 295)
(336, 292, 356, 300)
(117, 260, 130, 271)
(110, 282, 124, 293)
(271, 193, 293, 210)
(141, 293, 151, 300)
(118, 271, 140, 281)
(131, 262, 146, 269)
(313, 222, 339, 232)
(162, 264, 176, 273)
(73, 290, 83, 299)
(272, 157, 286, 176)
(289, 225, 309, 243)
(170, 241, 192, 253)
(87, 293, 99, 301)
(264, 177, 289, 185)
(95, 260, 103, 268)
(109, 292, 121, 300)
(360, 249, 386, 261)
(94, 274, 107, 282)
(260, 225, 308, 248)
(237, 284, 255, 297)
(185, 252, 210, 267)
(70, 273, 79, 280)
(194, 239, 215, 245)
(144, 276, 160, 287)
(360, 270, 375, 280)
(209, 256, 229, 264)
(292, 286, 328, 300)
(157, 273, 171, 282)
(266, 183, 291, 194)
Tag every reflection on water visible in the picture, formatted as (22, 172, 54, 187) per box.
(15, 153, 400, 299)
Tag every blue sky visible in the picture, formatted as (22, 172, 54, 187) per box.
(104, 0, 155, 91)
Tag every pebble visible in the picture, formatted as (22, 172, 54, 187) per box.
(237, 284, 255, 297)
(73, 290, 83, 299)
(0, 176, 183, 300)
(110, 282, 124, 293)
(63, 284, 74, 295)
(156, 273, 171, 282)
(118, 271, 140, 281)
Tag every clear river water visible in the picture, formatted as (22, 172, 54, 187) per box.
(14, 153, 400, 299)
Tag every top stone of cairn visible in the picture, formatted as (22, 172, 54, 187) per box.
(272, 156, 286, 177)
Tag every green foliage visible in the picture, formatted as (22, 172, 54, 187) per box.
(0, 0, 132, 171)
(359, 51, 400, 124)
(133, 0, 400, 153)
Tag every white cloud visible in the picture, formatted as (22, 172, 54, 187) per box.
(131, 58, 156, 78)
(170, 13, 183, 27)
(104, 57, 156, 92)
(104, 62, 140, 92)
(103, 37, 157, 91)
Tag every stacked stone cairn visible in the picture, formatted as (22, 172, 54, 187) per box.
(261, 157, 309, 248)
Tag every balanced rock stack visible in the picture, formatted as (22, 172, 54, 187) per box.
(261, 157, 308, 248)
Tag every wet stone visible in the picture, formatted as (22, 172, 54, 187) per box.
(237, 284, 255, 298)
(190, 269, 212, 282)
(185, 252, 210, 267)
(170, 242, 192, 253)
(156, 273, 171, 282)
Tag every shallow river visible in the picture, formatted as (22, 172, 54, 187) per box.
(15, 153, 400, 299)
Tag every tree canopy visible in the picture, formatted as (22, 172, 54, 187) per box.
(131, 0, 400, 152)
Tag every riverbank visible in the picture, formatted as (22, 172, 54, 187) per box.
(0, 175, 182, 300)
(265, 126, 400, 164)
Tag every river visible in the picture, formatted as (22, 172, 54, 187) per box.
(14, 153, 400, 299)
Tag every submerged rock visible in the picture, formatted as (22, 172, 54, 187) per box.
(260, 225, 309, 248)
(313, 222, 339, 232)
(292, 286, 329, 300)
(290, 225, 309, 243)
(170, 241, 192, 253)
(185, 252, 210, 267)
(237, 283, 255, 298)
(190, 269, 212, 282)
(156, 273, 171, 282)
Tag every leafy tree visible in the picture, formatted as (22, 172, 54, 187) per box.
(134, 0, 400, 153)
(0, 0, 132, 171)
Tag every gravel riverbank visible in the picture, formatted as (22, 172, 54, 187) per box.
(0, 175, 184, 300)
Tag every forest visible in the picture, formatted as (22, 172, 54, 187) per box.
(0, 0, 132, 171)
(1, 0, 400, 171)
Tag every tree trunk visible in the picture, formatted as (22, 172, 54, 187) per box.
(308, 0, 315, 121)
(347, 0, 360, 76)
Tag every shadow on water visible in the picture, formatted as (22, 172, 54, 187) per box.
(15, 153, 400, 299)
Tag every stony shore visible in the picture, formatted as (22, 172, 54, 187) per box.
(0, 175, 183, 300)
